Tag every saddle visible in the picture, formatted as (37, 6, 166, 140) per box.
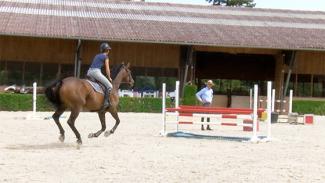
(85, 76, 105, 94)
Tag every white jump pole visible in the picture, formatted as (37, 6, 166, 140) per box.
(175, 81, 180, 131)
(161, 83, 166, 136)
(271, 89, 275, 112)
(32, 82, 37, 115)
(249, 88, 253, 109)
(265, 81, 272, 141)
(289, 90, 293, 114)
(250, 84, 259, 142)
(175, 81, 180, 108)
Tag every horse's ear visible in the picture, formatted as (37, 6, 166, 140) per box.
(126, 62, 130, 68)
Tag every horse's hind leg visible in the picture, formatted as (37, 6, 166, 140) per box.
(88, 111, 106, 138)
(67, 109, 82, 145)
(105, 111, 120, 137)
(52, 107, 66, 142)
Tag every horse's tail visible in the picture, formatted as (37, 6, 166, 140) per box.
(45, 79, 63, 109)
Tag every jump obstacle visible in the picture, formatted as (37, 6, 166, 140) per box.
(161, 81, 274, 142)
(26, 82, 42, 120)
(249, 88, 293, 114)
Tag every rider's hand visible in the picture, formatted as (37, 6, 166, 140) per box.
(108, 77, 112, 82)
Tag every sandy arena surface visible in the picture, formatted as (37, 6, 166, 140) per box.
(0, 111, 325, 183)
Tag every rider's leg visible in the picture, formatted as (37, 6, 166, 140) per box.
(87, 68, 112, 109)
(102, 87, 110, 108)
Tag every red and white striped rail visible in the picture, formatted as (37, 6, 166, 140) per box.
(161, 81, 273, 142)
(166, 112, 255, 128)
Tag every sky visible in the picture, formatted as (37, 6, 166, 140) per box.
(145, 0, 325, 11)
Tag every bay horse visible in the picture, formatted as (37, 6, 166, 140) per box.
(45, 63, 134, 145)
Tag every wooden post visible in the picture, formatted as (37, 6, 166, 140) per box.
(74, 39, 82, 78)
(283, 51, 296, 98)
(57, 64, 61, 79)
(311, 74, 314, 97)
(274, 53, 285, 100)
(181, 45, 193, 97)
(22, 61, 26, 85)
(295, 73, 298, 97)
(39, 63, 43, 86)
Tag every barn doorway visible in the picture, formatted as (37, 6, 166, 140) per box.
(195, 52, 276, 107)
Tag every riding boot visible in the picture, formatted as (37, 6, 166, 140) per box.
(201, 117, 205, 130)
(206, 117, 212, 130)
(101, 89, 110, 111)
(206, 125, 212, 130)
(201, 125, 205, 131)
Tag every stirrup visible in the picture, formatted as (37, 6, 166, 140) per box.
(100, 103, 110, 112)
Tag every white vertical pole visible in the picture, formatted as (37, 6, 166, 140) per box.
(289, 90, 293, 114)
(249, 88, 253, 109)
(162, 83, 166, 135)
(175, 81, 180, 131)
(175, 81, 180, 108)
(251, 84, 259, 142)
(272, 89, 275, 112)
(266, 81, 272, 141)
(33, 82, 37, 114)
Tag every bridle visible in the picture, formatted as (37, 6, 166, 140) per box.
(120, 65, 133, 85)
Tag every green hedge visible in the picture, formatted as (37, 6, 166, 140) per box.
(293, 100, 325, 115)
(118, 97, 173, 112)
(1, 93, 325, 115)
(0, 93, 53, 111)
(0, 93, 173, 113)
(182, 84, 198, 105)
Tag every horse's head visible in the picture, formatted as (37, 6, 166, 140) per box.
(119, 63, 134, 88)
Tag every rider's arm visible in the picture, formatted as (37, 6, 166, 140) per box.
(105, 58, 112, 81)
(196, 88, 204, 103)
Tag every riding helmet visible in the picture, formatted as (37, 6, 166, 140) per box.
(100, 42, 111, 52)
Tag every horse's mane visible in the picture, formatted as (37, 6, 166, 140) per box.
(111, 64, 124, 80)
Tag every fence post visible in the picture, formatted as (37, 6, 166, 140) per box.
(266, 81, 272, 141)
(249, 88, 253, 109)
(161, 83, 166, 135)
(271, 89, 275, 112)
(175, 81, 180, 108)
(289, 90, 293, 114)
(251, 84, 259, 142)
(33, 82, 37, 114)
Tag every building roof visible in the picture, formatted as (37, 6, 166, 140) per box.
(1, 0, 325, 50)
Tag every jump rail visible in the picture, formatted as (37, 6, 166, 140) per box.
(161, 81, 273, 142)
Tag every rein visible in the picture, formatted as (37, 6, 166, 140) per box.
(116, 65, 133, 85)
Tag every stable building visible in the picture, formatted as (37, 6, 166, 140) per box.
(1, 0, 325, 102)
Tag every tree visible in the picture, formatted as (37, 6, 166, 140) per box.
(206, 0, 256, 7)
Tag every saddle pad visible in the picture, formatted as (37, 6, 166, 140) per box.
(86, 80, 104, 94)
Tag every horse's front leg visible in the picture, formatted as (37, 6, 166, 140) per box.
(88, 112, 106, 138)
(52, 107, 66, 142)
(104, 111, 120, 137)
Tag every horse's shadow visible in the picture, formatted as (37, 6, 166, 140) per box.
(5, 142, 94, 150)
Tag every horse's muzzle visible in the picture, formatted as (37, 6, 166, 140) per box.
(128, 81, 135, 88)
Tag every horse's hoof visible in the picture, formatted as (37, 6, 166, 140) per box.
(88, 133, 95, 138)
(58, 135, 65, 142)
(104, 131, 111, 137)
(77, 139, 82, 145)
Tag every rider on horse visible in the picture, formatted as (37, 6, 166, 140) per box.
(87, 42, 113, 110)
